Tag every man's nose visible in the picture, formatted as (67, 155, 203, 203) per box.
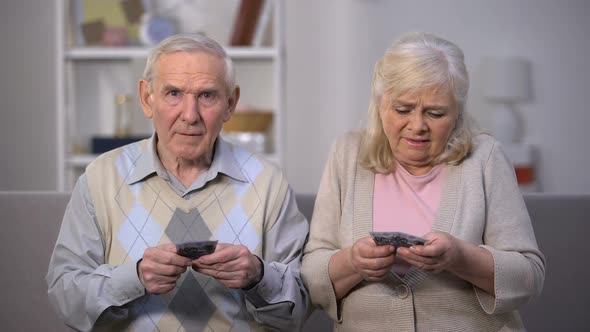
(181, 95, 201, 123)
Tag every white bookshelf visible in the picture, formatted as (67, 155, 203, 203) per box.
(56, 0, 285, 191)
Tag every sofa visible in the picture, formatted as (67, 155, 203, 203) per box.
(1, 191, 588, 331)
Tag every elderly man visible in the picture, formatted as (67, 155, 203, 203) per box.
(46, 33, 309, 331)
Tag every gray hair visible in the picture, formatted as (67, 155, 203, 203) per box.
(142, 33, 235, 93)
(360, 32, 476, 173)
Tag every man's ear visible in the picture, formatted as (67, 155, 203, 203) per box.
(223, 86, 240, 122)
(139, 80, 153, 119)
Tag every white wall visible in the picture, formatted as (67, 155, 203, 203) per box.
(1, 0, 589, 194)
(285, 0, 590, 194)
(0, 1, 57, 190)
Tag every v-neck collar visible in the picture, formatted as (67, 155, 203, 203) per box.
(353, 162, 462, 288)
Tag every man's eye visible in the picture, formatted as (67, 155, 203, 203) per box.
(199, 92, 218, 106)
(163, 90, 183, 105)
(164, 90, 182, 98)
(200, 92, 213, 99)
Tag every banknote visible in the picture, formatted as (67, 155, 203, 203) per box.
(370, 231, 427, 248)
(176, 240, 218, 259)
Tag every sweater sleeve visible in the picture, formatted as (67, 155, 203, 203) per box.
(45, 175, 145, 331)
(243, 186, 310, 331)
(301, 136, 350, 322)
(475, 140, 546, 314)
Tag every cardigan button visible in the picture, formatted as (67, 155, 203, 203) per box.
(396, 284, 409, 298)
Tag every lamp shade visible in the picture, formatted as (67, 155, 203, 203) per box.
(481, 57, 531, 103)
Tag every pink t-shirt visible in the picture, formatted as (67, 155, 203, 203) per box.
(373, 162, 445, 237)
(373, 162, 445, 275)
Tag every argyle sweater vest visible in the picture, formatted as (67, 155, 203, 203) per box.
(86, 139, 288, 332)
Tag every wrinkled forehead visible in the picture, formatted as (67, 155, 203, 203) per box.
(154, 52, 227, 84)
(159, 52, 224, 72)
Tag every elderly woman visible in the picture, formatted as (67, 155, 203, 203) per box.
(301, 32, 545, 331)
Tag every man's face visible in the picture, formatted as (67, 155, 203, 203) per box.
(139, 51, 239, 166)
(379, 88, 458, 175)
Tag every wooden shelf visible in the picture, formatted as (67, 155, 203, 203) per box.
(57, 0, 285, 191)
(66, 154, 98, 167)
(65, 46, 277, 60)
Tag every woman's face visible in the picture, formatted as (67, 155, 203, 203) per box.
(379, 88, 459, 175)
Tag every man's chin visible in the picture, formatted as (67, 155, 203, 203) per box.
(174, 146, 212, 162)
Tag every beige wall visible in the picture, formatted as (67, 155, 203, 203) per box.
(1, 1, 589, 194)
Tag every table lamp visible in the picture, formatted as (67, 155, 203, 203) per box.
(481, 57, 531, 144)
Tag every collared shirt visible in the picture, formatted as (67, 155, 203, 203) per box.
(46, 134, 309, 331)
(126, 134, 249, 197)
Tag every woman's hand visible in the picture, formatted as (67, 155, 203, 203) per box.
(397, 231, 495, 294)
(396, 231, 460, 273)
(328, 236, 396, 299)
(349, 236, 396, 281)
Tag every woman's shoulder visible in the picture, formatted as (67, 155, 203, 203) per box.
(462, 133, 514, 170)
(325, 130, 365, 172)
(470, 133, 499, 159)
(333, 130, 364, 151)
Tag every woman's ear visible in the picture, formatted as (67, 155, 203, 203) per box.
(139, 80, 153, 118)
(224, 86, 241, 122)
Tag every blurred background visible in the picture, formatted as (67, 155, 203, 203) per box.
(1, 0, 589, 195)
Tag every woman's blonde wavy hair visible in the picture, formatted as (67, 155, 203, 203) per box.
(360, 32, 476, 174)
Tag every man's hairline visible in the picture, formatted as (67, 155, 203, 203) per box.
(145, 51, 234, 95)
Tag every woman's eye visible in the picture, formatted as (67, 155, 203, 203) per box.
(428, 112, 444, 118)
(395, 108, 411, 114)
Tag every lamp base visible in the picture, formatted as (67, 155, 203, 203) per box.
(492, 103, 522, 144)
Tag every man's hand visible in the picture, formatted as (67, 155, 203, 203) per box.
(192, 243, 262, 289)
(138, 243, 192, 294)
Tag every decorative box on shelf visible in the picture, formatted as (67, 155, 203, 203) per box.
(91, 135, 149, 154)
(223, 111, 273, 132)
(503, 143, 539, 192)
(222, 110, 274, 160)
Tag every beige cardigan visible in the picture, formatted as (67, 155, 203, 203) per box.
(301, 132, 545, 332)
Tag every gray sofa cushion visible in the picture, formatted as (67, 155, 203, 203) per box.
(519, 194, 590, 332)
(1, 191, 588, 331)
(0, 191, 71, 332)
(295, 193, 590, 332)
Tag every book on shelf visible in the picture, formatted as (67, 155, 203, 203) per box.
(230, 0, 264, 46)
(252, 0, 273, 47)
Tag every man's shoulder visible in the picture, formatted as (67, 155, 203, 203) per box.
(226, 143, 285, 181)
(87, 139, 149, 173)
